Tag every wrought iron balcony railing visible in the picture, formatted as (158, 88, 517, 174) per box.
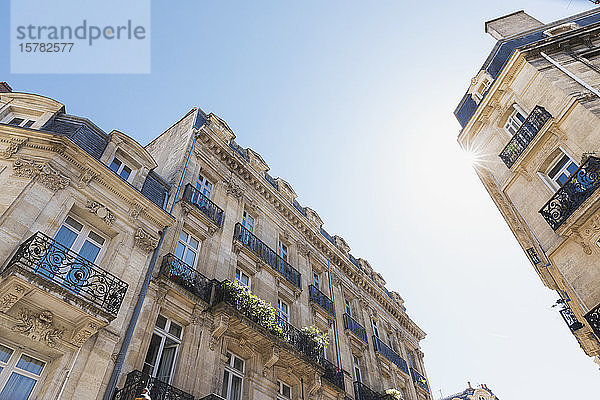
(309, 284, 335, 317)
(198, 395, 225, 400)
(160, 254, 213, 303)
(585, 303, 600, 339)
(213, 280, 323, 364)
(539, 156, 600, 230)
(112, 370, 194, 400)
(4, 232, 128, 317)
(410, 367, 430, 393)
(499, 105, 552, 168)
(343, 313, 368, 343)
(559, 306, 584, 332)
(321, 358, 345, 392)
(233, 223, 301, 289)
(354, 381, 395, 400)
(182, 184, 224, 227)
(373, 335, 409, 375)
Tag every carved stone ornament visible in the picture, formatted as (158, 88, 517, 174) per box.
(1, 138, 28, 159)
(86, 200, 115, 226)
(296, 240, 310, 257)
(0, 284, 26, 313)
(128, 203, 145, 222)
(209, 315, 229, 351)
(78, 168, 96, 188)
(13, 158, 70, 191)
(225, 178, 244, 199)
(134, 228, 159, 252)
(71, 321, 99, 346)
(13, 309, 64, 348)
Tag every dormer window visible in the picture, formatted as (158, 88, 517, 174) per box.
(109, 157, 134, 182)
(469, 71, 493, 104)
(5, 116, 35, 128)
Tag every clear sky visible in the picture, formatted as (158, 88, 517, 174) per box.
(2, 1, 600, 398)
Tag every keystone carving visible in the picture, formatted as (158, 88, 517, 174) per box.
(13, 309, 64, 348)
(134, 228, 159, 252)
(13, 158, 70, 191)
(1, 138, 28, 159)
(86, 200, 115, 226)
(209, 315, 229, 351)
(128, 203, 146, 222)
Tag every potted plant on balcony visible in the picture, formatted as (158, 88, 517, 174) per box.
(300, 325, 329, 357)
(384, 388, 403, 400)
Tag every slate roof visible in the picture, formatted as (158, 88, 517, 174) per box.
(454, 8, 600, 131)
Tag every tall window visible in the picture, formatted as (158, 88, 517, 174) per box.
(547, 151, 578, 189)
(344, 299, 352, 317)
(387, 333, 394, 351)
(371, 319, 379, 338)
(235, 268, 250, 288)
(278, 241, 288, 261)
(195, 174, 213, 198)
(504, 105, 526, 136)
(277, 298, 290, 322)
(312, 271, 320, 288)
(142, 315, 182, 384)
(175, 231, 200, 268)
(109, 157, 133, 182)
(277, 381, 292, 400)
(222, 352, 244, 400)
(0, 343, 45, 400)
(352, 355, 362, 383)
(242, 211, 255, 233)
(408, 351, 417, 369)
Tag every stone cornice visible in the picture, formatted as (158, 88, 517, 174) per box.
(196, 127, 426, 341)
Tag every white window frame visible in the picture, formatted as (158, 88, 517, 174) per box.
(539, 148, 579, 192)
(1, 113, 36, 128)
(242, 211, 255, 233)
(344, 299, 352, 317)
(143, 315, 183, 384)
(235, 268, 251, 288)
(55, 216, 107, 263)
(277, 298, 290, 322)
(222, 352, 245, 400)
(503, 104, 527, 136)
(352, 355, 362, 383)
(278, 241, 288, 262)
(175, 230, 201, 269)
(277, 380, 292, 400)
(0, 342, 46, 400)
(371, 319, 379, 338)
(195, 174, 214, 199)
(109, 156, 136, 183)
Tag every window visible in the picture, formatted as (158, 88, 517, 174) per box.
(408, 351, 417, 369)
(277, 381, 292, 400)
(8, 117, 24, 126)
(371, 319, 379, 338)
(312, 271, 320, 289)
(278, 241, 288, 262)
(277, 298, 290, 322)
(242, 211, 255, 233)
(175, 231, 200, 268)
(195, 174, 213, 199)
(6, 117, 35, 128)
(352, 355, 362, 383)
(387, 333, 394, 350)
(109, 157, 133, 181)
(504, 105, 526, 136)
(547, 151, 578, 189)
(142, 315, 182, 384)
(344, 299, 352, 317)
(235, 268, 250, 288)
(222, 352, 244, 400)
(0, 343, 45, 400)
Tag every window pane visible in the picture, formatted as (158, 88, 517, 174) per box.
(0, 373, 36, 400)
(23, 120, 34, 128)
(143, 333, 163, 374)
(120, 167, 131, 180)
(79, 240, 101, 263)
(8, 118, 24, 126)
(88, 231, 105, 245)
(0, 345, 13, 363)
(231, 375, 242, 400)
(549, 155, 570, 178)
(54, 225, 79, 249)
(184, 250, 196, 268)
(189, 237, 199, 249)
(156, 315, 167, 329)
(174, 242, 186, 261)
(16, 354, 44, 375)
(233, 356, 244, 372)
(109, 158, 122, 173)
(222, 370, 230, 398)
(64, 216, 84, 232)
(169, 323, 182, 338)
(567, 162, 579, 175)
(156, 341, 177, 383)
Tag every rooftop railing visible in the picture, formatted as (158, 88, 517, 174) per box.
(233, 222, 301, 289)
(5, 232, 128, 317)
(343, 313, 368, 343)
(309, 284, 335, 317)
(159, 254, 213, 303)
(182, 184, 224, 227)
(373, 335, 409, 376)
(499, 105, 552, 168)
(539, 156, 600, 230)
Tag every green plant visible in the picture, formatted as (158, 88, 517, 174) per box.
(385, 389, 403, 400)
(222, 280, 278, 331)
(300, 325, 329, 350)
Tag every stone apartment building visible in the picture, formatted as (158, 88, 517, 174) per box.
(455, 8, 600, 363)
(439, 383, 497, 400)
(0, 83, 431, 400)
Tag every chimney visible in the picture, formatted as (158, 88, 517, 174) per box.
(485, 10, 543, 40)
(0, 82, 12, 93)
(467, 382, 472, 389)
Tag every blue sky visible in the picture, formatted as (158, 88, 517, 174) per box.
(2, 1, 600, 398)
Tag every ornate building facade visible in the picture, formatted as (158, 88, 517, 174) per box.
(455, 8, 600, 363)
(0, 83, 431, 400)
(439, 383, 498, 400)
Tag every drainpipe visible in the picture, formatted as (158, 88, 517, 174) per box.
(540, 51, 600, 98)
(326, 259, 342, 371)
(103, 227, 167, 400)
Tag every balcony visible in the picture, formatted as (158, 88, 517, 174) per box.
(321, 358, 345, 392)
(309, 284, 335, 317)
(373, 336, 409, 375)
(2, 232, 128, 317)
(539, 156, 600, 230)
(343, 313, 368, 344)
(559, 306, 584, 332)
(410, 368, 430, 393)
(233, 223, 301, 289)
(354, 381, 395, 400)
(182, 184, 224, 227)
(113, 370, 194, 400)
(499, 105, 552, 168)
(159, 254, 213, 303)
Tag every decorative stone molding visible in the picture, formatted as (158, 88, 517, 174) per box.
(134, 228, 159, 252)
(333, 235, 350, 254)
(275, 178, 297, 202)
(86, 200, 115, 226)
(13, 158, 70, 191)
(308, 372, 321, 395)
(263, 346, 279, 376)
(247, 148, 270, 174)
(296, 240, 310, 258)
(305, 207, 323, 228)
(358, 258, 373, 276)
(209, 315, 229, 351)
(128, 202, 145, 222)
(372, 272, 386, 288)
(71, 321, 99, 346)
(1, 138, 28, 159)
(225, 178, 244, 199)
(78, 168, 96, 188)
(0, 284, 27, 313)
(13, 309, 64, 348)
(191, 304, 207, 326)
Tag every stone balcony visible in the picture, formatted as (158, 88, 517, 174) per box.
(0, 232, 128, 348)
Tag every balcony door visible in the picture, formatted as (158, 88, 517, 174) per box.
(174, 231, 200, 269)
(143, 315, 182, 384)
(192, 174, 213, 207)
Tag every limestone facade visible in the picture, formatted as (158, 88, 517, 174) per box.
(456, 9, 600, 363)
(0, 87, 430, 400)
